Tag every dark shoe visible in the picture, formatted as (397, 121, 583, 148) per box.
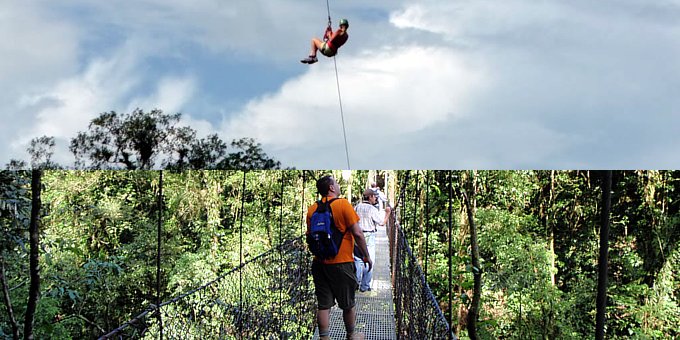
(300, 56, 318, 64)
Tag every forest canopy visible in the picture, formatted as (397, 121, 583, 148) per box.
(6, 109, 281, 170)
(1, 170, 679, 339)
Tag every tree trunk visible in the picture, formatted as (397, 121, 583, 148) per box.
(1, 256, 20, 340)
(463, 171, 481, 340)
(595, 171, 612, 340)
(549, 170, 556, 286)
(24, 169, 42, 340)
(456, 201, 468, 336)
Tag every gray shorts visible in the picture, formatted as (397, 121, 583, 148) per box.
(312, 261, 358, 310)
(320, 42, 337, 57)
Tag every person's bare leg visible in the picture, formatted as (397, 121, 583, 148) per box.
(317, 309, 331, 338)
(309, 38, 324, 57)
(343, 306, 364, 339)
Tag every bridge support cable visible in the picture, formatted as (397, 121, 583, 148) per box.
(278, 172, 286, 337)
(156, 171, 164, 340)
(299, 171, 307, 330)
(392, 171, 411, 339)
(100, 171, 318, 340)
(410, 172, 417, 251)
(388, 174, 456, 339)
(388, 171, 457, 339)
(238, 171, 247, 338)
(447, 171, 454, 339)
(425, 171, 431, 279)
(104, 171, 470, 339)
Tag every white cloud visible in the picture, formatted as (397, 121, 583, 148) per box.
(0, 2, 81, 163)
(8, 37, 170, 166)
(127, 76, 197, 115)
(222, 45, 488, 167)
(3, 0, 680, 168)
(219, 0, 680, 168)
(0, 2, 79, 89)
(46, 0, 333, 63)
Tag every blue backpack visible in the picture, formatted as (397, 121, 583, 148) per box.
(307, 198, 344, 259)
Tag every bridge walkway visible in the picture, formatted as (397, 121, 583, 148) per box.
(313, 223, 397, 339)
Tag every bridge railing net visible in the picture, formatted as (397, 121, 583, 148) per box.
(388, 213, 455, 340)
(100, 237, 315, 339)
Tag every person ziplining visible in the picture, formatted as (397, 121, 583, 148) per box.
(301, 18, 349, 64)
(302, 1, 351, 169)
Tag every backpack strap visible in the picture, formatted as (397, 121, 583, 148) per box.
(320, 197, 339, 204)
(319, 197, 343, 233)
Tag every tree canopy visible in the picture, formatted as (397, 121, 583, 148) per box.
(2, 170, 679, 339)
(7, 108, 281, 170)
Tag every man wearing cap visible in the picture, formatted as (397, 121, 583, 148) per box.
(353, 189, 391, 292)
(301, 19, 349, 64)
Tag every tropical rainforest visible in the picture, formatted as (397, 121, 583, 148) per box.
(1, 170, 679, 339)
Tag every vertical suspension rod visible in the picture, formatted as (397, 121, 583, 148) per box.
(447, 171, 454, 339)
(156, 171, 163, 340)
(238, 171, 247, 339)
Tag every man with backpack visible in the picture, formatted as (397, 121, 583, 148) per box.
(307, 175, 371, 340)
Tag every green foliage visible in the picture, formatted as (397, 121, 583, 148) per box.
(43, 108, 281, 170)
(3, 170, 680, 339)
(1, 170, 322, 338)
(396, 170, 680, 339)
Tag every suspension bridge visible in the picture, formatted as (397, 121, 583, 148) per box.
(98, 171, 458, 339)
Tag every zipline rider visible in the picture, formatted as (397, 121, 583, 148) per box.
(301, 19, 349, 64)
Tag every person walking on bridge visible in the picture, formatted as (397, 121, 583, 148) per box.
(354, 189, 390, 292)
(370, 182, 388, 210)
(307, 175, 371, 340)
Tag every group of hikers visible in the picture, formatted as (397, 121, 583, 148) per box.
(307, 175, 390, 340)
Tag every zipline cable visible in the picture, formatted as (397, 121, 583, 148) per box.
(333, 57, 351, 170)
(325, 0, 351, 169)
(325, 0, 332, 26)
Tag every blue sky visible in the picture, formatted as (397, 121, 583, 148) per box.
(2, 0, 679, 169)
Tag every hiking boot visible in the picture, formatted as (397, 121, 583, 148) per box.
(347, 331, 365, 340)
(301, 56, 318, 64)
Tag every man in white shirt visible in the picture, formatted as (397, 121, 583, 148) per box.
(353, 189, 390, 292)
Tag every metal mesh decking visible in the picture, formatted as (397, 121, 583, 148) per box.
(313, 224, 397, 339)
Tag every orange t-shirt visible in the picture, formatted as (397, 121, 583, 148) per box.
(306, 196, 360, 264)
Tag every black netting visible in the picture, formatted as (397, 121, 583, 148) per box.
(99, 237, 314, 339)
(388, 215, 456, 340)
(101, 171, 458, 340)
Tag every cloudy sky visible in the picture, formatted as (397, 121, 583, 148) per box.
(2, 0, 679, 169)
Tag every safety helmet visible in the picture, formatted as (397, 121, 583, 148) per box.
(339, 18, 349, 27)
